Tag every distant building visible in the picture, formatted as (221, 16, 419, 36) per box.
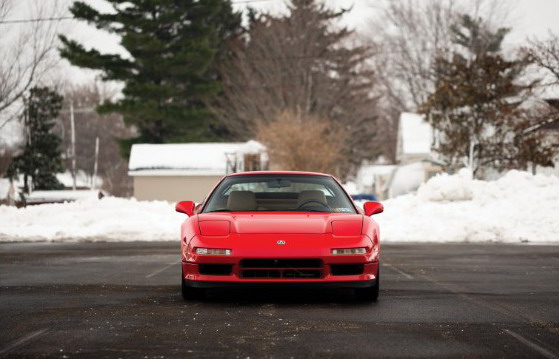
(128, 141, 267, 202)
(386, 113, 444, 197)
(396, 112, 434, 164)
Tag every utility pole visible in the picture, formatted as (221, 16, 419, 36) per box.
(92, 137, 99, 190)
(70, 102, 77, 190)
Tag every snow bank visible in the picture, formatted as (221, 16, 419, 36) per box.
(1, 170, 558, 243)
(0, 197, 184, 242)
(374, 170, 559, 244)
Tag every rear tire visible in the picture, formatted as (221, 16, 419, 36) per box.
(355, 267, 380, 302)
(181, 271, 205, 300)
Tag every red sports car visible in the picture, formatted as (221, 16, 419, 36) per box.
(175, 171, 384, 301)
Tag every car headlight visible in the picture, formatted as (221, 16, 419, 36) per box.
(195, 248, 232, 255)
(331, 247, 367, 255)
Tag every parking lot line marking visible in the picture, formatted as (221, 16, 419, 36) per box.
(146, 260, 181, 278)
(384, 263, 413, 279)
(0, 328, 48, 354)
(504, 329, 558, 359)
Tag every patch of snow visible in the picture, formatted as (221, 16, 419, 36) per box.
(129, 142, 244, 174)
(417, 168, 473, 202)
(128, 141, 267, 176)
(1, 170, 558, 243)
(372, 170, 559, 244)
(0, 197, 183, 242)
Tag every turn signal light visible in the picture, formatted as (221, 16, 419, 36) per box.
(196, 248, 232, 255)
(331, 247, 367, 255)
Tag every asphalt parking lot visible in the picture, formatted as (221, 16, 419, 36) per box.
(0, 241, 558, 358)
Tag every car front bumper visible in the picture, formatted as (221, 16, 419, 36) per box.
(181, 258, 379, 287)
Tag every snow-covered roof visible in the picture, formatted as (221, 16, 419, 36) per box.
(56, 171, 102, 189)
(128, 141, 266, 176)
(26, 190, 106, 204)
(399, 112, 433, 155)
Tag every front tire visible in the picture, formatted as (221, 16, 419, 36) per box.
(355, 267, 380, 302)
(181, 271, 205, 300)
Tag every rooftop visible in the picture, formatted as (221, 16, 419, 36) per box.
(128, 141, 266, 176)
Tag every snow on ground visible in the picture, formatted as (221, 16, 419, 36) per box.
(372, 169, 559, 244)
(0, 170, 558, 243)
(0, 198, 184, 242)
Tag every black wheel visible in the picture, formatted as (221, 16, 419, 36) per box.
(355, 267, 380, 302)
(181, 271, 205, 300)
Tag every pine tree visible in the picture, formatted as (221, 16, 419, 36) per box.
(59, 0, 241, 157)
(8, 87, 65, 193)
(421, 15, 544, 177)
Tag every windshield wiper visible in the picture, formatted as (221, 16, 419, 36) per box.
(206, 209, 231, 213)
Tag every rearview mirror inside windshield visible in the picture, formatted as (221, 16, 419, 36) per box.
(267, 179, 292, 188)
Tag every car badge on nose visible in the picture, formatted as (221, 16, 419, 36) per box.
(277, 240, 286, 245)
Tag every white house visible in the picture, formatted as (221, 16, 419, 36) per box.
(128, 140, 267, 202)
(387, 112, 444, 198)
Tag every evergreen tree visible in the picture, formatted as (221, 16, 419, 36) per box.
(421, 15, 547, 177)
(59, 0, 241, 157)
(8, 87, 65, 193)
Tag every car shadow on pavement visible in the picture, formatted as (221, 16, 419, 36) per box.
(168, 287, 379, 306)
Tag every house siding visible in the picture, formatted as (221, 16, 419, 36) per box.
(133, 175, 223, 203)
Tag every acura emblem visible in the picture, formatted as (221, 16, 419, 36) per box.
(277, 240, 286, 245)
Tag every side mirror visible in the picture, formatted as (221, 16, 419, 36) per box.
(176, 201, 196, 216)
(363, 201, 384, 216)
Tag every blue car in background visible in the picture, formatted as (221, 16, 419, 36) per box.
(351, 193, 378, 201)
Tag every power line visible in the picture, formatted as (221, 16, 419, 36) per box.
(0, 0, 280, 24)
(0, 16, 73, 24)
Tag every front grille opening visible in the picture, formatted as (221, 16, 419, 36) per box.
(198, 264, 233, 275)
(330, 264, 364, 275)
(241, 259, 322, 268)
(241, 269, 322, 278)
(283, 269, 321, 278)
(242, 269, 281, 278)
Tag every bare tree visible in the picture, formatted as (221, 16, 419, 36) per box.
(257, 111, 346, 175)
(0, 147, 14, 177)
(0, 0, 63, 131)
(527, 33, 559, 87)
(57, 82, 133, 196)
(213, 0, 381, 175)
(367, 0, 512, 112)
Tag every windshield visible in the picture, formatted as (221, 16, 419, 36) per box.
(203, 174, 357, 213)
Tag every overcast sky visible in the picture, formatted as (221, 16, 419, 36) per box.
(4, 0, 559, 87)
(15, 0, 540, 83)
(48, 0, 558, 84)
(1, 0, 558, 146)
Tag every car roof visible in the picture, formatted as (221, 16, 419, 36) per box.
(226, 171, 332, 177)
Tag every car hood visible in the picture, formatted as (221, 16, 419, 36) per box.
(197, 212, 363, 235)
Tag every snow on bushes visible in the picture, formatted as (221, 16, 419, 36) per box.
(0, 170, 558, 243)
